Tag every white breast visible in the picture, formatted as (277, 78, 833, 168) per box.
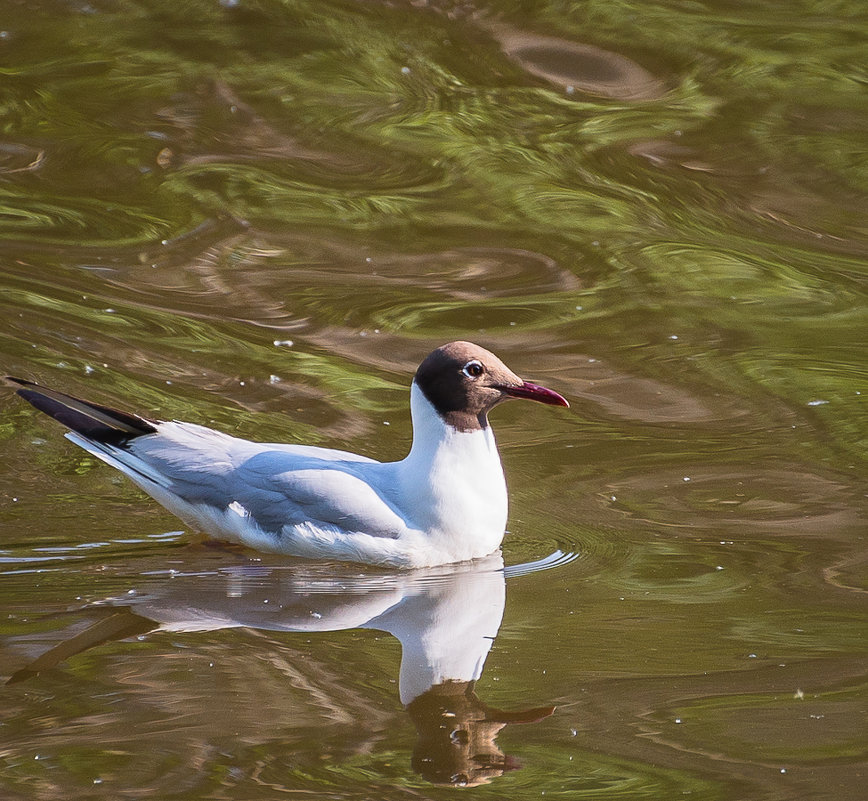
(391, 385, 508, 562)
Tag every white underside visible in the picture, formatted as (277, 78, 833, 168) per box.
(66, 384, 509, 568)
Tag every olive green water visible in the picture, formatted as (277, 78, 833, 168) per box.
(0, 1, 865, 798)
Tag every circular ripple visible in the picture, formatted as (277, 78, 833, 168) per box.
(605, 465, 862, 535)
(487, 24, 666, 100)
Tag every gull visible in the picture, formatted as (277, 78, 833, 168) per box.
(8, 341, 568, 567)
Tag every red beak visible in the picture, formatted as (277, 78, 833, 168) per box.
(501, 381, 569, 407)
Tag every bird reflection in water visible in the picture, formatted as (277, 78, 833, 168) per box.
(8, 550, 567, 786)
(408, 679, 554, 786)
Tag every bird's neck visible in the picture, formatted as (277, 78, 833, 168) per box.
(395, 384, 507, 555)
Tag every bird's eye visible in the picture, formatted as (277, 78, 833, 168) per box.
(462, 360, 484, 378)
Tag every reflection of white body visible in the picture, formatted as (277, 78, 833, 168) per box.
(98, 553, 507, 704)
(369, 558, 505, 704)
(9, 552, 567, 787)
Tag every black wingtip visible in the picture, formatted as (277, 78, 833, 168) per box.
(8, 376, 157, 445)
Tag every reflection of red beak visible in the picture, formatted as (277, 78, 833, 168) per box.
(483, 704, 557, 724)
(501, 381, 569, 407)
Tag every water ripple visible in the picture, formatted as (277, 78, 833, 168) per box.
(604, 465, 863, 535)
(486, 23, 666, 100)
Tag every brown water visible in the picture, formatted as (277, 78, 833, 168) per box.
(0, 1, 866, 798)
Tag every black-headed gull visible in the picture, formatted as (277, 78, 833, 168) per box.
(9, 341, 568, 567)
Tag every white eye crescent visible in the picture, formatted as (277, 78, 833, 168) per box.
(462, 360, 484, 379)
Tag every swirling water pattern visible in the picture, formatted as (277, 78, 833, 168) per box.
(0, 1, 865, 798)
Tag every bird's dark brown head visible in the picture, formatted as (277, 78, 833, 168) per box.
(413, 341, 568, 432)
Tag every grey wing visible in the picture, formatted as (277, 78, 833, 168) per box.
(121, 422, 406, 537)
(234, 452, 407, 537)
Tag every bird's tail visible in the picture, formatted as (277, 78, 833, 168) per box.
(7, 377, 157, 445)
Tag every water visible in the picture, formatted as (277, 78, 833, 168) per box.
(0, 1, 865, 798)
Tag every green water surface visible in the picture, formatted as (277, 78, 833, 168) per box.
(0, 1, 865, 799)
